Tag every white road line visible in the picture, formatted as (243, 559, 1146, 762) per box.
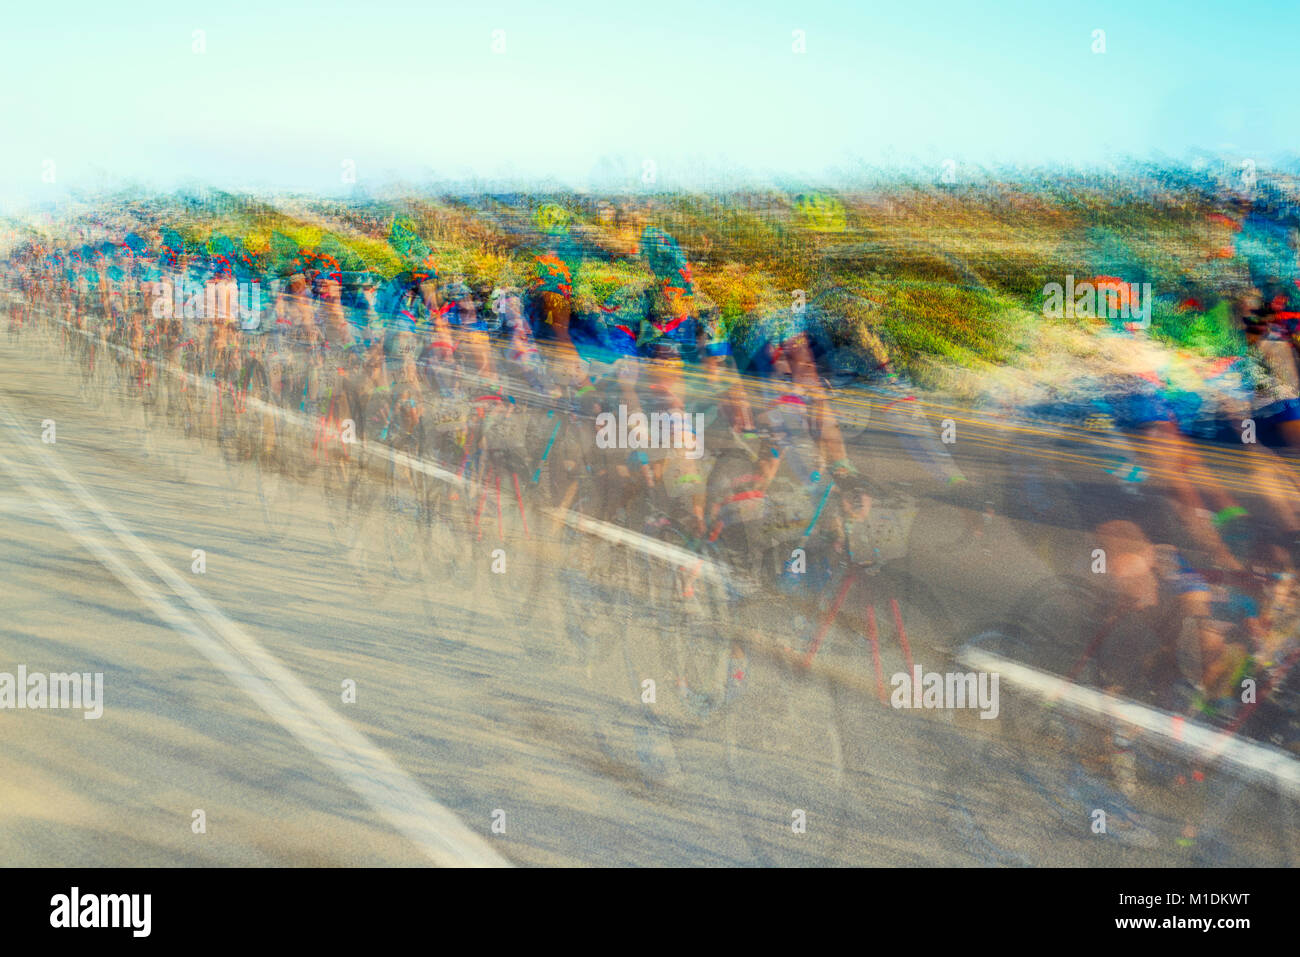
(0, 394, 510, 867)
(959, 646, 1300, 797)
(546, 506, 742, 589)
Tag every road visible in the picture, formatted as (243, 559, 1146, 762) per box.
(0, 317, 1293, 866)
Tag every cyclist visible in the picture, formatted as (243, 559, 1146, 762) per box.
(368, 267, 436, 448)
(351, 272, 390, 400)
(711, 303, 859, 556)
(445, 279, 497, 383)
(1239, 284, 1300, 452)
(494, 285, 550, 395)
(529, 209, 589, 392)
(583, 222, 705, 534)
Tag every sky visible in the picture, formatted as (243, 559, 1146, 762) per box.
(1, 0, 1296, 207)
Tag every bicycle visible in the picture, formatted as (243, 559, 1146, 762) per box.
(947, 571, 1300, 865)
(240, 339, 299, 542)
(453, 386, 552, 636)
(711, 447, 955, 863)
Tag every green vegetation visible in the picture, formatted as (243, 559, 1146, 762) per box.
(33, 175, 1275, 377)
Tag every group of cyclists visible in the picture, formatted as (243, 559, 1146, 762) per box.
(0, 199, 880, 686)
(977, 197, 1300, 842)
(4, 188, 1300, 850)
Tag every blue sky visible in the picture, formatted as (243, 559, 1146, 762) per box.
(1, 0, 1295, 206)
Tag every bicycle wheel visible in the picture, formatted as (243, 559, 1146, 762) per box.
(164, 345, 185, 429)
(542, 414, 607, 665)
(585, 542, 696, 786)
(320, 390, 367, 552)
(124, 357, 162, 468)
(97, 332, 125, 410)
(1006, 576, 1112, 683)
(944, 626, 1176, 865)
(139, 339, 163, 416)
(76, 334, 103, 404)
(417, 451, 474, 640)
(426, 435, 472, 575)
(383, 413, 430, 585)
(216, 378, 244, 467)
(998, 427, 1089, 575)
(787, 569, 952, 864)
(558, 519, 630, 669)
(713, 575, 848, 865)
(276, 364, 315, 483)
(547, 428, 638, 669)
(647, 536, 738, 731)
(463, 449, 550, 640)
(196, 369, 223, 451)
(172, 348, 204, 451)
(246, 361, 295, 542)
(825, 569, 957, 709)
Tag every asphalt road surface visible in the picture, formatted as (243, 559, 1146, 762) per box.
(0, 317, 1293, 866)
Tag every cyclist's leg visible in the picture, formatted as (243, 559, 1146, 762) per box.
(539, 291, 586, 389)
(1135, 420, 1245, 572)
(1240, 443, 1300, 537)
(784, 333, 848, 471)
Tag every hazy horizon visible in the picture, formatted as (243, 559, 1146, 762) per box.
(3, 0, 1298, 209)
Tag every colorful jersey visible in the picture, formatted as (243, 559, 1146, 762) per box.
(635, 311, 696, 358)
(530, 251, 574, 298)
(391, 287, 433, 333)
(594, 289, 649, 357)
(641, 226, 694, 299)
(700, 312, 732, 357)
(1236, 212, 1300, 296)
